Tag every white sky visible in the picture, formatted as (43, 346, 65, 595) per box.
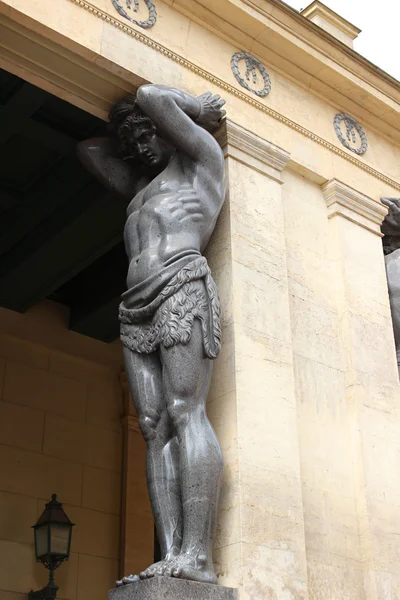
(284, 0, 400, 82)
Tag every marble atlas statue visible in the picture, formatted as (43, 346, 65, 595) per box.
(78, 85, 226, 585)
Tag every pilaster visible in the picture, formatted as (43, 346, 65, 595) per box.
(207, 120, 309, 599)
(322, 179, 400, 598)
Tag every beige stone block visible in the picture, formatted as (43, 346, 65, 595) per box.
(362, 434, 400, 506)
(302, 487, 361, 568)
(62, 505, 119, 560)
(228, 163, 286, 257)
(215, 461, 239, 550)
(0, 334, 49, 370)
(43, 415, 86, 464)
(56, 552, 79, 600)
(147, 2, 191, 56)
(235, 322, 292, 366)
(0, 491, 37, 545)
(86, 379, 123, 432)
(240, 466, 305, 549)
(9, 0, 103, 55)
(298, 417, 354, 495)
(232, 231, 287, 284)
(287, 244, 338, 313)
(290, 296, 343, 370)
(240, 542, 308, 600)
(283, 173, 332, 261)
(359, 403, 400, 444)
(185, 21, 234, 85)
(0, 592, 28, 600)
(49, 351, 117, 384)
(82, 466, 121, 515)
(213, 541, 243, 589)
(347, 312, 398, 381)
(233, 260, 292, 342)
(208, 324, 235, 402)
(0, 445, 82, 506)
(86, 424, 122, 473)
(101, 21, 184, 88)
(204, 201, 231, 273)
(368, 570, 400, 600)
(238, 399, 300, 477)
(293, 354, 347, 424)
(366, 498, 400, 570)
(3, 361, 87, 423)
(0, 401, 44, 453)
(77, 554, 119, 600)
(43, 414, 122, 473)
(235, 339, 295, 409)
(307, 560, 364, 600)
(0, 539, 48, 593)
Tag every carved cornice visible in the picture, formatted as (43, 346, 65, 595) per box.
(216, 119, 290, 182)
(66, 0, 400, 193)
(322, 179, 388, 236)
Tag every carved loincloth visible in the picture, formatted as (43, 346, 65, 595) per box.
(119, 257, 221, 358)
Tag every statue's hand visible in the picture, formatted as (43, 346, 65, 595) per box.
(382, 198, 400, 235)
(196, 92, 226, 132)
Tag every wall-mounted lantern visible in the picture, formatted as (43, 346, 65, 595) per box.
(29, 494, 75, 600)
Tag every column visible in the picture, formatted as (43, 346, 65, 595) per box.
(322, 179, 400, 598)
(205, 120, 309, 599)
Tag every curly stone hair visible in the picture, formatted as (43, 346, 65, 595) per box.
(108, 94, 155, 156)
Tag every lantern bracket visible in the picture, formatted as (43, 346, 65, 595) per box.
(28, 570, 59, 600)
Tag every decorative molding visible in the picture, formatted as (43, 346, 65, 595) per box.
(215, 119, 290, 182)
(42, 1, 398, 192)
(111, 0, 157, 29)
(334, 113, 368, 155)
(322, 179, 387, 236)
(230, 52, 271, 98)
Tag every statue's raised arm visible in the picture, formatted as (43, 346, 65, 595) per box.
(136, 85, 226, 162)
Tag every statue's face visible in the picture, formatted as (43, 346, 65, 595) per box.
(132, 124, 172, 169)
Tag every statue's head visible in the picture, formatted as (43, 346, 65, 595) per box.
(109, 95, 173, 169)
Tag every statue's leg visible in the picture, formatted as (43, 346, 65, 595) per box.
(121, 347, 183, 582)
(386, 249, 400, 376)
(159, 319, 223, 584)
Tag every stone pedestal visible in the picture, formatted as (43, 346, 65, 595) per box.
(109, 579, 238, 600)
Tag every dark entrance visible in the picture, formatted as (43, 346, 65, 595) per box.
(0, 67, 128, 342)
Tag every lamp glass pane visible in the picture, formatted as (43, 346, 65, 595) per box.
(35, 524, 49, 558)
(50, 523, 70, 556)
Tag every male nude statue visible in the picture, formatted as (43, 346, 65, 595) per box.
(78, 85, 226, 584)
(382, 198, 400, 376)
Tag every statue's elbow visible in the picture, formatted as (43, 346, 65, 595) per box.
(137, 84, 162, 108)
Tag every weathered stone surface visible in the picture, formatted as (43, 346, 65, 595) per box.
(109, 578, 238, 600)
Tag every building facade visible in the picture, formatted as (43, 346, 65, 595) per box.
(0, 0, 400, 598)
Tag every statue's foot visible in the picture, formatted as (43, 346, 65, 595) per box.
(116, 574, 140, 586)
(139, 558, 174, 579)
(164, 554, 217, 585)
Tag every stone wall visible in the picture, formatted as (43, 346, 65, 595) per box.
(0, 301, 124, 600)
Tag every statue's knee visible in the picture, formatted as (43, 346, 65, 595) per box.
(139, 412, 159, 441)
(167, 398, 191, 426)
